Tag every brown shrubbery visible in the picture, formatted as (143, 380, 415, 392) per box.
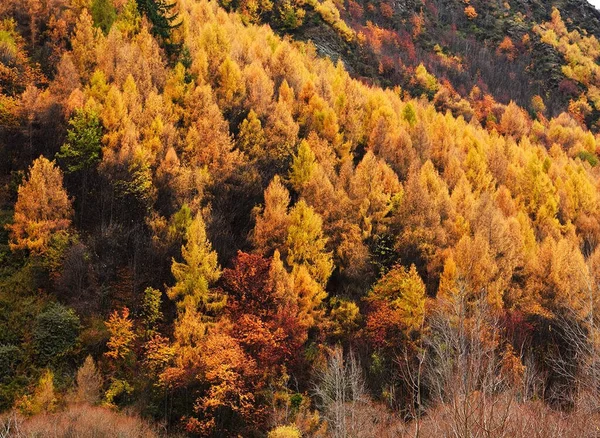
(0, 404, 162, 438)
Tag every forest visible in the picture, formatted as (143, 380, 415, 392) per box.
(2, 0, 600, 436)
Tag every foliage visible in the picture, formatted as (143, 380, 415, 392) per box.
(3, 0, 600, 435)
(32, 304, 80, 365)
(8, 157, 73, 254)
(168, 213, 223, 312)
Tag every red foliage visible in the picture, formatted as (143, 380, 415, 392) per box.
(222, 252, 276, 317)
(364, 300, 405, 351)
(380, 2, 394, 19)
(221, 251, 305, 368)
(347, 0, 364, 20)
(559, 79, 580, 98)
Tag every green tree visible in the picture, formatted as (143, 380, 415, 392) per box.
(33, 303, 80, 365)
(142, 287, 163, 335)
(136, 0, 181, 51)
(91, 0, 117, 34)
(57, 108, 102, 223)
(57, 109, 102, 175)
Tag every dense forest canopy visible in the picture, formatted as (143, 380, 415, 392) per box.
(2, 0, 600, 436)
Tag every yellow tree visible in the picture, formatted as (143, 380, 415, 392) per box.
(286, 200, 333, 286)
(168, 213, 223, 312)
(71, 9, 100, 81)
(252, 176, 291, 255)
(9, 156, 73, 253)
(105, 307, 136, 361)
(370, 264, 427, 334)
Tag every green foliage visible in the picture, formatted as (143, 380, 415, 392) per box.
(0, 344, 22, 380)
(402, 102, 417, 127)
(91, 0, 117, 34)
(142, 287, 163, 333)
(577, 150, 599, 167)
(57, 109, 103, 175)
(33, 303, 80, 365)
(136, 0, 181, 45)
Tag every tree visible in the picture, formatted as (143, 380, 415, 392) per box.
(370, 264, 427, 334)
(9, 156, 73, 253)
(187, 328, 264, 436)
(268, 425, 302, 438)
(168, 212, 223, 312)
(142, 287, 163, 335)
(75, 355, 103, 404)
(237, 109, 266, 162)
(286, 200, 333, 286)
(499, 101, 529, 138)
(91, 0, 117, 34)
(313, 346, 366, 438)
(136, 0, 181, 51)
(58, 109, 102, 175)
(464, 5, 477, 20)
(71, 10, 99, 81)
(105, 307, 136, 361)
(33, 303, 81, 365)
(216, 56, 246, 114)
(289, 140, 316, 192)
(252, 176, 291, 256)
(57, 108, 102, 223)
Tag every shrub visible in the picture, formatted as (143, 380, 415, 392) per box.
(1, 404, 160, 437)
(268, 424, 302, 438)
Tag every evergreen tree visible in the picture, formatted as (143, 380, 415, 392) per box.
(136, 0, 181, 52)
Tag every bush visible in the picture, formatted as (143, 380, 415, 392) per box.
(1, 404, 160, 437)
(268, 424, 302, 438)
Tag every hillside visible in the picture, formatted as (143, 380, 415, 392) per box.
(2, 0, 600, 436)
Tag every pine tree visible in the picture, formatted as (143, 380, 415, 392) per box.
(136, 0, 181, 52)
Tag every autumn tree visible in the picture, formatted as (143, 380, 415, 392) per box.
(9, 156, 73, 253)
(168, 212, 223, 312)
(105, 307, 136, 362)
(286, 200, 333, 286)
(252, 175, 291, 256)
(75, 355, 103, 404)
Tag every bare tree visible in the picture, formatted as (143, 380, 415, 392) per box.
(313, 346, 367, 438)
(423, 283, 516, 438)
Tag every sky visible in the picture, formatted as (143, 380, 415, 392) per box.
(589, 0, 600, 9)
